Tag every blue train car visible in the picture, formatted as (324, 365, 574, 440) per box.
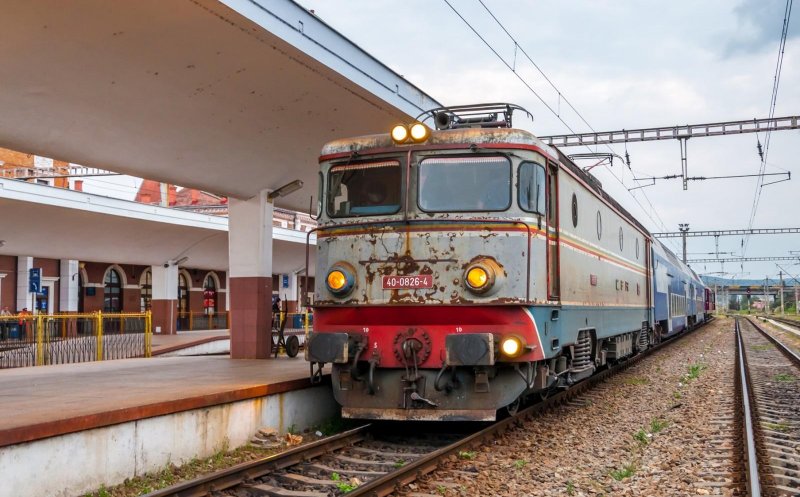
(651, 240, 706, 340)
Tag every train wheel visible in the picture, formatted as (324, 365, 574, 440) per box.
(285, 335, 300, 358)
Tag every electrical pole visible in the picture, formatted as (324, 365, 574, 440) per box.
(679, 223, 690, 264)
(780, 271, 785, 315)
(764, 277, 769, 315)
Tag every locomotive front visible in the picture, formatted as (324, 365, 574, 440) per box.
(306, 109, 557, 421)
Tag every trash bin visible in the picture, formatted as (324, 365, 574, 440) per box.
(8, 324, 20, 340)
(292, 314, 304, 329)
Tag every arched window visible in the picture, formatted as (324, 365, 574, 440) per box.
(203, 274, 217, 315)
(178, 274, 189, 314)
(140, 269, 152, 312)
(104, 268, 122, 312)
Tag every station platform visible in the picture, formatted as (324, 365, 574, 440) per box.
(0, 355, 322, 447)
(151, 329, 230, 356)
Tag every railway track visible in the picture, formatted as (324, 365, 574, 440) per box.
(764, 315, 800, 332)
(144, 320, 711, 497)
(737, 316, 800, 495)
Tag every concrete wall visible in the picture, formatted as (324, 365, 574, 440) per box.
(0, 385, 337, 497)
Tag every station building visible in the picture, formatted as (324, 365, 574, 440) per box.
(0, 147, 317, 327)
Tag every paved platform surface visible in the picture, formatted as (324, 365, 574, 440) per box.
(0, 355, 323, 447)
(151, 329, 230, 355)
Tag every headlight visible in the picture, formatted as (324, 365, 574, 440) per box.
(409, 122, 431, 142)
(391, 124, 409, 143)
(327, 270, 347, 291)
(500, 335, 525, 358)
(326, 263, 356, 296)
(466, 267, 488, 289)
(464, 259, 500, 294)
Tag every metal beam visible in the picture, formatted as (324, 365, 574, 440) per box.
(688, 256, 800, 263)
(540, 115, 799, 147)
(653, 228, 800, 238)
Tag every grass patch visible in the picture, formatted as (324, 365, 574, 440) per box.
(436, 485, 447, 495)
(622, 376, 650, 386)
(751, 344, 771, 351)
(650, 418, 669, 434)
(513, 459, 527, 469)
(331, 472, 358, 493)
(773, 373, 796, 383)
(684, 363, 706, 381)
(609, 463, 637, 481)
(458, 450, 476, 460)
(566, 481, 576, 495)
(393, 459, 405, 468)
(764, 421, 792, 433)
(633, 429, 649, 445)
(672, 390, 682, 400)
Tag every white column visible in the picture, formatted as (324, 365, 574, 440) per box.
(150, 264, 179, 334)
(16, 256, 32, 312)
(228, 190, 273, 278)
(151, 264, 178, 300)
(225, 272, 230, 311)
(228, 189, 274, 359)
(59, 259, 80, 312)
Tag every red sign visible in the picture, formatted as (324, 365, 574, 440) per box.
(382, 274, 434, 290)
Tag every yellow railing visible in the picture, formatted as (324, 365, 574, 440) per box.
(0, 311, 152, 368)
(176, 311, 230, 331)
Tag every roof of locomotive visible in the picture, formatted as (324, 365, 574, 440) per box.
(320, 127, 560, 161)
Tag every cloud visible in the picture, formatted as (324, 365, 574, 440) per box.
(725, 0, 799, 55)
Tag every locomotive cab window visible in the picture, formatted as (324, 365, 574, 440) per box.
(419, 156, 511, 212)
(327, 160, 401, 217)
(518, 162, 546, 214)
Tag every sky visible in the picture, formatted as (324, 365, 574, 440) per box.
(298, 0, 799, 283)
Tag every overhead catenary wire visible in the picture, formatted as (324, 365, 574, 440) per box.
(743, 0, 793, 255)
(442, 0, 681, 252)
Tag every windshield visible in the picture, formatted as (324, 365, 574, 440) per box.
(327, 160, 401, 217)
(418, 156, 511, 212)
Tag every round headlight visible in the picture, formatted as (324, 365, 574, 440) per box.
(466, 267, 488, 289)
(327, 270, 347, 291)
(464, 258, 502, 295)
(391, 124, 409, 143)
(409, 122, 430, 142)
(326, 263, 356, 296)
(500, 336, 525, 358)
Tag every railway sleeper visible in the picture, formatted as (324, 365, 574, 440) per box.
(244, 483, 328, 497)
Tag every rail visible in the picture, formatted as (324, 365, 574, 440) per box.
(0, 311, 151, 368)
(735, 318, 761, 497)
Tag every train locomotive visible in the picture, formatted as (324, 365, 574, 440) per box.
(305, 104, 713, 421)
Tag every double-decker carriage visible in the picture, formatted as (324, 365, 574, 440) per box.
(305, 104, 655, 421)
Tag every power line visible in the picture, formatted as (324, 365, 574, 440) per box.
(744, 0, 794, 254)
(441, 0, 678, 251)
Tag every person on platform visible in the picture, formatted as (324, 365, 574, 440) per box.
(271, 295, 282, 330)
(18, 307, 32, 341)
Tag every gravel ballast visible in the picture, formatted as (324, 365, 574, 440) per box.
(409, 318, 741, 497)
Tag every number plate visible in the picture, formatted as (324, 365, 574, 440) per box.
(382, 274, 434, 290)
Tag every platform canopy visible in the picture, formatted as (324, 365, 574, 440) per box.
(0, 179, 314, 274)
(0, 0, 439, 211)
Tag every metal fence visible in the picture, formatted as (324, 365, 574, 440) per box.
(0, 312, 152, 369)
(176, 311, 229, 331)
